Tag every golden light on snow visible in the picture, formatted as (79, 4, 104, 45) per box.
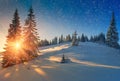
(4, 72, 11, 78)
(47, 56, 61, 62)
(41, 65, 56, 69)
(34, 68, 46, 77)
(41, 44, 70, 53)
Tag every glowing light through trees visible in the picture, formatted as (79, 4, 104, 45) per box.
(14, 42, 21, 50)
(2, 7, 40, 67)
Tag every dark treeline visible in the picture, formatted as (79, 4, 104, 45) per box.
(39, 11, 119, 49)
(38, 32, 106, 46)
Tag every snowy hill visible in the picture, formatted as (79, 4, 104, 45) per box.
(0, 42, 120, 81)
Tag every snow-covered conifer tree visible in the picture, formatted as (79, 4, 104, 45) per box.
(106, 12, 119, 48)
(23, 6, 40, 57)
(2, 9, 22, 67)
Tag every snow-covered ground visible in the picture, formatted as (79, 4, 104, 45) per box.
(0, 42, 120, 81)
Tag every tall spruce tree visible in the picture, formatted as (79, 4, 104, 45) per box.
(23, 6, 40, 57)
(106, 12, 119, 48)
(2, 9, 22, 67)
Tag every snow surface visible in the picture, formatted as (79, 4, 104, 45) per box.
(0, 42, 120, 81)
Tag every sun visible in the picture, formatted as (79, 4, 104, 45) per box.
(14, 42, 21, 50)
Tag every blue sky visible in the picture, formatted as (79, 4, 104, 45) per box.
(0, 0, 120, 51)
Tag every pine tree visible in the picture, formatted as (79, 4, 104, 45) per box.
(52, 37, 58, 45)
(2, 9, 22, 67)
(49, 40, 52, 45)
(81, 33, 85, 42)
(61, 35, 64, 43)
(66, 34, 72, 42)
(98, 33, 105, 43)
(61, 54, 65, 63)
(93, 35, 99, 42)
(90, 36, 94, 42)
(84, 35, 89, 42)
(23, 6, 40, 58)
(59, 35, 64, 44)
(78, 36, 81, 42)
(72, 31, 79, 46)
(39, 39, 50, 46)
(58, 37, 61, 44)
(44, 39, 50, 46)
(106, 12, 119, 48)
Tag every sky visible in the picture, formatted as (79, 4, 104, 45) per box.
(0, 0, 120, 51)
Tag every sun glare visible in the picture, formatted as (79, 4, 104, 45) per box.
(14, 42, 21, 50)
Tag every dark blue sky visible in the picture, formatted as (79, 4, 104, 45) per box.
(0, 0, 120, 51)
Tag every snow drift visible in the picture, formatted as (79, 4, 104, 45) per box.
(0, 42, 120, 81)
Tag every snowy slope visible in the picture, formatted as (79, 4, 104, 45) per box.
(0, 42, 120, 81)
